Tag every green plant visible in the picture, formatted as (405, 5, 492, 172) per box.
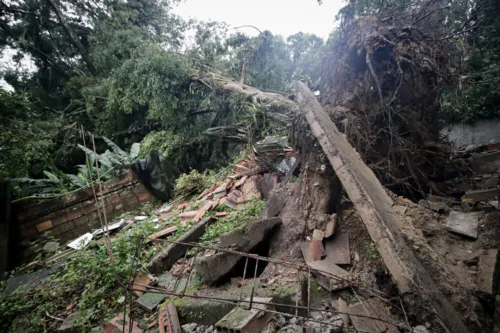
(200, 199, 265, 245)
(174, 169, 216, 196)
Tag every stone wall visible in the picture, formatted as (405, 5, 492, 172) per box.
(441, 119, 500, 148)
(15, 171, 153, 253)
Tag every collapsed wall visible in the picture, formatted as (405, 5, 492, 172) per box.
(13, 171, 153, 261)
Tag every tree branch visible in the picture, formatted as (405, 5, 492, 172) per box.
(45, 0, 97, 76)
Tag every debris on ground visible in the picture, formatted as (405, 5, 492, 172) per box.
(215, 297, 274, 333)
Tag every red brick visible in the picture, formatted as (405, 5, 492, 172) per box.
(137, 193, 150, 202)
(22, 225, 38, 238)
(105, 194, 121, 206)
(67, 209, 83, 221)
(73, 215, 89, 226)
(51, 221, 76, 235)
(132, 184, 148, 195)
(36, 220, 53, 232)
(52, 214, 69, 226)
(80, 202, 98, 215)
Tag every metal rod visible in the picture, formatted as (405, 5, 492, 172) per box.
(248, 258, 259, 310)
(239, 257, 249, 303)
(129, 284, 405, 328)
(140, 236, 361, 286)
(129, 286, 404, 330)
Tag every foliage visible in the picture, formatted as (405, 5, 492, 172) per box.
(0, 205, 163, 333)
(200, 199, 265, 246)
(442, 0, 500, 123)
(0, 90, 61, 180)
(174, 169, 215, 196)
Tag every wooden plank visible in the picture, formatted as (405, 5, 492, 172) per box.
(294, 81, 469, 333)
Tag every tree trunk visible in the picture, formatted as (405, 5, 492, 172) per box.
(46, 0, 97, 76)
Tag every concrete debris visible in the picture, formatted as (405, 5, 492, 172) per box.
(147, 217, 215, 274)
(67, 232, 93, 250)
(181, 323, 197, 333)
(470, 150, 500, 174)
(324, 231, 350, 265)
(412, 325, 430, 333)
(477, 249, 500, 294)
(347, 298, 400, 333)
(254, 136, 289, 153)
(258, 192, 285, 220)
(258, 173, 278, 198)
(336, 298, 349, 332)
(196, 218, 282, 285)
(446, 211, 484, 239)
(489, 201, 500, 210)
(93, 219, 126, 236)
(463, 188, 499, 202)
(215, 297, 275, 333)
(307, 259, 353, 292)
(418, 199, 450, 213)
(308, 240, 326, 262)
(294, 81, 469, 333)
(462, 250, 485, 265)
(132, 272, 155, 297)
(136, 291, 165, 311)
(392, 205, 407, 215)
(324, 214, 336, 239)
(104, 314, 141, 333)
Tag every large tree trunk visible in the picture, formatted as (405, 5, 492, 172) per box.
(46, 0, 97, 76)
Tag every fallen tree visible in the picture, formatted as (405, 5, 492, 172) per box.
(320, 15, 467, 199)
(295, 81, 470, 333)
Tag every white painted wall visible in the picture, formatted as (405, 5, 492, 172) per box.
(441, 119, 500, 147)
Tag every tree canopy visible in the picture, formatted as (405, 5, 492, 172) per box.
(1, 0, 499, 195)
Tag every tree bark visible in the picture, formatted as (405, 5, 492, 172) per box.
(46, 0, 98, 76)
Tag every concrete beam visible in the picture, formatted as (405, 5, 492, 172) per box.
(294, 81, 470, 333)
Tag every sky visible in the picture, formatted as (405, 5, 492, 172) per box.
(173, 0, 345, 39)
(1, 0, 345, 90)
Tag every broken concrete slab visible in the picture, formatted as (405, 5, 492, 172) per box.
(419, 199, 450, 213)
(477, 249, 500, 294)
(463, 188, 499, 202)
(324, 213, 336, 238)
(215, 297, 274, 333)
(306, 259, 353, 292)
(196, 218, 281, 285)
(147, 217, 215, 274)
(347, 298, 399, 333)
(446, 211, 484, 239)
(325, 231, 350, 265)
(258, 192, 285, 220)
(470, 151, 500, 174)
(132, 272, 155, 297)
(462, 250, 485, 265)
(104, 314, 141, 333)
(294, 81, 469, 333)
(157, 273, 187, 293)
(136, 292, 165, 311)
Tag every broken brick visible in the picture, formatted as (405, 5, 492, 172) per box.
(132, 272, 155, 297)
(149, 226, 177, 240)
(104, 314, 142, 333)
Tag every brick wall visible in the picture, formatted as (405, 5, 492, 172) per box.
(15, 170, 154, 253)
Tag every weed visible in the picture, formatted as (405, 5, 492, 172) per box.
(366, 242, 380, 260)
